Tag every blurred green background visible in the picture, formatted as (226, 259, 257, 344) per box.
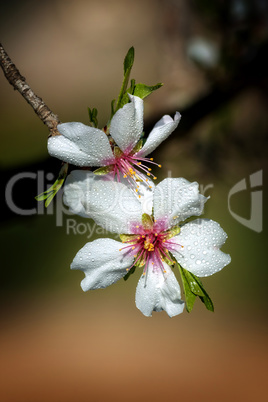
(1, 1, 267, 401)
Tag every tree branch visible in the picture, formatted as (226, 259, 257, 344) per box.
(0, 43, 61, 136)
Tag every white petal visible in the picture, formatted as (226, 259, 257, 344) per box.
(120, 174, 155, 215)
(63, 170, 96, 217)
(135, 263, 184, 317)
(48, 136, 91, 166)
(171, 219, 231, 277)
(137, 180, 154, 215)
(71, 238, 134, 290)
(135, 112, 181, 157)
(64, 174, 143, 234)
(109, 95, 143, 154)
(153, 178, 208, 229)
(48, 122, 114, 166)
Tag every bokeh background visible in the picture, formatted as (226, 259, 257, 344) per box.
(1, 1, 267, 401)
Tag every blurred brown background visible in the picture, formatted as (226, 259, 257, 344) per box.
(1, 1, 267, 401)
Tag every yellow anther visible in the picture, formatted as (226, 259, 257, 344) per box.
(153, 177, 157, 180)
(163, 270, 166, 273)
(142, 235, 145, 238)
(123, 175, 127, 178)
(148, 168, 152, 171)
(146, 179, 148, 182)
(132, 246, 135, 250)
(138, 162, 141, 165)
(144, 239, 154, 251)
(149, 186, 152, 189)
(152, 262, 154, 265)
(155, 233, 158, 236)
(150, 158, 154, 161)
(138, 195, 141, 198)
(147, 173, 150, 176)
(136, 225, 139, 228)
(142, 272, 146, 276)
(158, 165, 162, 168)
(119, 249, 122, 251)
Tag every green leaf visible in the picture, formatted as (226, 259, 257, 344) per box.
(123, 266, 136, 281)
(124, 46, 135, 74)
(129, 78, 136, 94)
(178, 264, 214, 312)
(178, 264, 197, 312)
(111, 47, 163, 119)
(45, 192, 56, 208)
(142, 213, 154, 231)
(115, 47, 135, 113)
(110, 99, 116, 118)
(183, 269, 205, 296)
(193, 275, 214, 312)
(35, 163, 68, 207)
(116, 81, 163, 112)
(133, 83, 163, 99)
(88, 107, 98, 127)
(93, 165, 114, 175)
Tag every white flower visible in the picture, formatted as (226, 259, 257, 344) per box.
(65, 173, 231, 317)
(48, 95, 181, 190)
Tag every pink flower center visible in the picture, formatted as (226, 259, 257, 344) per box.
(119, 224, 180, 276)
(112, 153, 161, 192)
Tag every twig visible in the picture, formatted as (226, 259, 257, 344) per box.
(0, 43, 60, 136)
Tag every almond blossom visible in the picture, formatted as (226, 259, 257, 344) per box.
(64, 172, 231, 317)
(47, 95, 181, 191)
